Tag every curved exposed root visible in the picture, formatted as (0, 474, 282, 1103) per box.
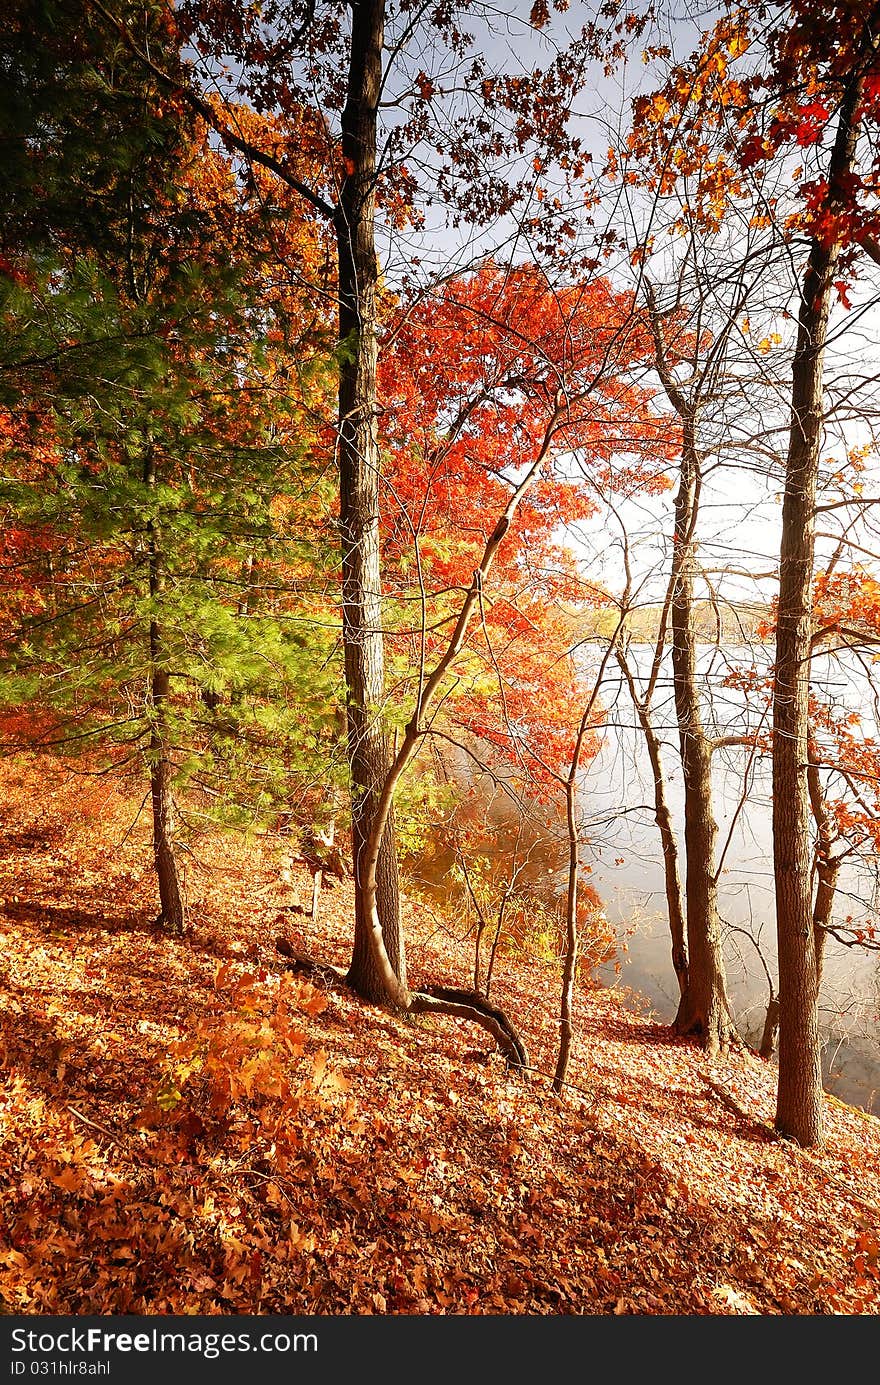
(411, 986, 529, 1068)
(275, 940, 528, 1067)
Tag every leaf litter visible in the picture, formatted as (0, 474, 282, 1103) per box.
(0, 755, 878, 1315)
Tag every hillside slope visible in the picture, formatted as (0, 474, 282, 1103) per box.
(0, 757, 878, 1315)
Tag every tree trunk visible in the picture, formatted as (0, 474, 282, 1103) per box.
(145, 452, 184, 935)
(554, 631, 621, 1091)
(772, 79, 863, 1148)
(759, 996, 780, 1061)
(149, 667, 184, 934)
(615, 644, 689, 1013)
(553, 777, 580, 1093)
(336, 0, 404, 1002)
(91, 0, 402, 979)
(807, 734, 840, 996)
(669, 417, 732, 1054)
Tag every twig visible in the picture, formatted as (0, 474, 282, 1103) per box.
(67, 1104, 125, 1146)
(520, 1063, 598, 1104)
(699, 1075, 770, 1132)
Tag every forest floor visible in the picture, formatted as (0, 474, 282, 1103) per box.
(1, 755, 879, 1316)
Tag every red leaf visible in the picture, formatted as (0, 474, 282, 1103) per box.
(834, 280, 853, 309)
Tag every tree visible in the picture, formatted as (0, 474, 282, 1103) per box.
(0, 7, 339, 929)
(639, 281, 737, 1052)
(378, 265, 661, 780)
(340, 263, 659, 1041)
(739, 565, 880, 1006)
(577, 166, 786, 1053)
(94, 0, 644, 1009)
(770, 73, 869, 1148)
(627, 0, 880, 1144)
(729, 0, 880, 1146)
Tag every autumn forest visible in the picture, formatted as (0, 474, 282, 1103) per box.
(2, 0, 880, 1320)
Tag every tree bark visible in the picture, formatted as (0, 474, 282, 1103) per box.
(145, 452, 184, 935)
(336, 0, 405, 1003)
(759, 996, 780, 1061)
(807, 733, 840, 995)
(553, 775, 580, 1093)
(669, 420, 732, 1055)
(772, 78, 863, 1148)
(615, 643, 689, 1012)
(149, 667, 184, 934)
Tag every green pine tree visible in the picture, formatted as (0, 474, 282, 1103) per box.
(0, 2, 343, 930)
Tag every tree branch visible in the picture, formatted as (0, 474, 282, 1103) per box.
(90, 1, 337, 220)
